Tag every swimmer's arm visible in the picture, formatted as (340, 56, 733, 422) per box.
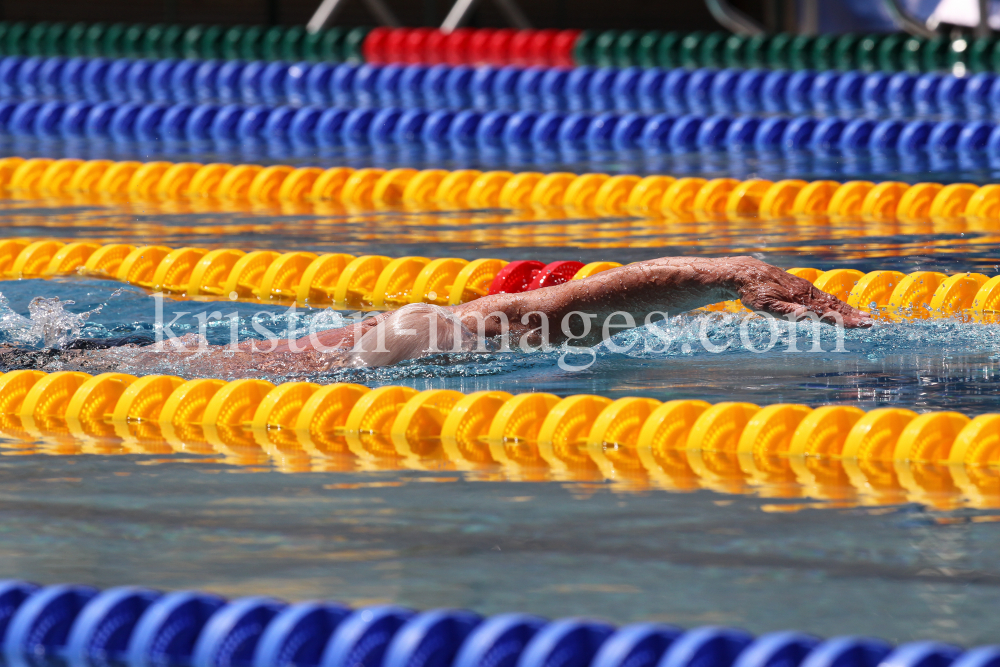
(266, 256, 742, 354)
(453, 256, 873, 347)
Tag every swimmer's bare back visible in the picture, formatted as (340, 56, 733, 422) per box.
(6, 257, 870, 376)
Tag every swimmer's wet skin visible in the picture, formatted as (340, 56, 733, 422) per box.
(0, 257, 872, 373)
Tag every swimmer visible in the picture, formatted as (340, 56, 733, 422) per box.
(0, 256, 873, 376)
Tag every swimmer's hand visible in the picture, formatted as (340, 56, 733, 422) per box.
(730, 257, 874, 328)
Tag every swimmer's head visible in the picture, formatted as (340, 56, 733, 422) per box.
(343, 303, 475, 367)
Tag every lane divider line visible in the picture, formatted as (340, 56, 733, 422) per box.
(0, 579, 987, 667)
(2, 157, 998, 225)
(2, 370, 999, 475)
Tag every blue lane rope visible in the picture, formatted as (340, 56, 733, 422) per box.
(2, 55, 999, 121)
(0, 581, 997, 667)
(3, 97, 999, 174)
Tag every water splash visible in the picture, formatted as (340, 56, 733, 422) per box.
(0, 293, 102, 349)
(600, 312, 1000, 361)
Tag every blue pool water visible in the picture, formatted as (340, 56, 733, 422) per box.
(0, 200, 999, 647)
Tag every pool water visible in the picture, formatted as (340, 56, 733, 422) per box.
(0, 199, 999, 646)
(1, 452, 999, 646)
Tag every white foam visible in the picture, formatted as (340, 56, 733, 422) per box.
(0, 293, 101, 349)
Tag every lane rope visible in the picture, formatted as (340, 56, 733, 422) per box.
(0, 21, 984, 74)
(0, 579, 987, 667)
(1, 371, 998, 478)
(2, 157, 999, 225)
(2, 55, 991, 120)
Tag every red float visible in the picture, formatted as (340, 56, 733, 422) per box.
(487, 29, 516, 65)
(551, 30, 582, 68)
(383, 28, 411, 64)
(425, 30, 449, 64)
(527, 29, 558, 66)
(509, 30, 535, 67)
(526, 261, 585, 290)
(467, 28, 497, 65)
(361, 26, 391, 63)
(443, 28, 474, 66)
(403, 28, 434, 63)
(488, 260, 547, 295)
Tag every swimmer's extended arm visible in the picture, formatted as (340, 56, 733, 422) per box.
(451, 256, 873, 348)
(273, 256, 870, 354)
